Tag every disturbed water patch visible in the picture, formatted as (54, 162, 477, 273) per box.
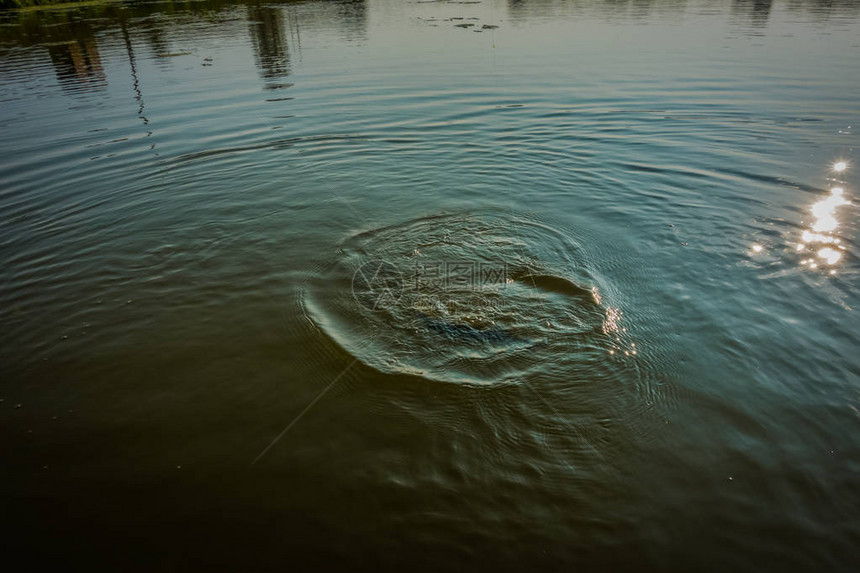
(301, 210, 645, 389)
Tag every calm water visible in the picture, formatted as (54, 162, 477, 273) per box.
(1, 0, 859, 570)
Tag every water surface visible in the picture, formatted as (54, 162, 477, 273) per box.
(1, 0, 859, 570)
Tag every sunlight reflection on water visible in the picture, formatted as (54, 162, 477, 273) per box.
(795, 162, 851, 272)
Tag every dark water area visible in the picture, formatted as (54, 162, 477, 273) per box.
(1, 0, 859, 570)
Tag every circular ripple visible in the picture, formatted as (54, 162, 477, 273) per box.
(301, 210, 648, 391)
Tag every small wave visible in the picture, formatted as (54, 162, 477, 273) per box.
(167, 133, 369, 166)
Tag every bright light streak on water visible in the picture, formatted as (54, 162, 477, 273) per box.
(796, 171, 851, 269)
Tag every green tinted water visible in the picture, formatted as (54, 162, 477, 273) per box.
(1, 0, 859, 570)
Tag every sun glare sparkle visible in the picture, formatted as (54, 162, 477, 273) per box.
(809, 188, 849, 233)
(833, 161, 847, 172)
(795, 174, 850, 272)
(818, 247, 842, 265)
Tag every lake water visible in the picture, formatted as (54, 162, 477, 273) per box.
(1, 0, 859, 570)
